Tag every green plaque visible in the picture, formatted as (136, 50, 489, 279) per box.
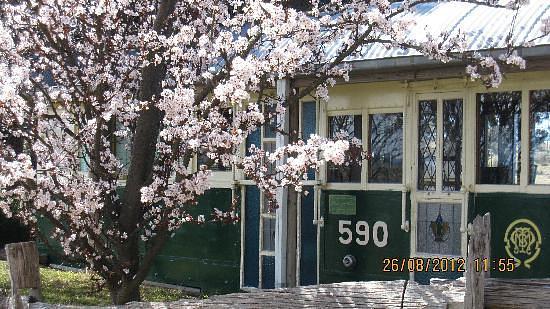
(329, 195, 356, 215)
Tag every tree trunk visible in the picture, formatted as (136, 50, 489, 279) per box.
(119, 103, 163, 303)
(109, 283, 141, 305)
(115, 1, 178, 304)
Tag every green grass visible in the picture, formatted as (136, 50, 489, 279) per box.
(0, 261, 191, 305)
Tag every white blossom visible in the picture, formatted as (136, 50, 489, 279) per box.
(0, 0, 542, 298)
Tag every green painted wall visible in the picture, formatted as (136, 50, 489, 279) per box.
(147, 188, 240, 294)
(37, 188, 240, 295)
(470, 193, 550, 278)
(320, 190, 410, 283)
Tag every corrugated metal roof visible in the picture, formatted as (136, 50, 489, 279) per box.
(326, 0, 550, 63)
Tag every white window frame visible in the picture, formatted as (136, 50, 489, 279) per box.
(323, 109, 365, 191)
(472, 88, 523, 191)
(411, 91, 468, 259)
(366, 107, 405, 191)
(413, 92, 466, 194)
(469, 82, 550, 194)
(527, 88, 550, 187)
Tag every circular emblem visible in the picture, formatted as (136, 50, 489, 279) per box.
(504, 219, 542, 269)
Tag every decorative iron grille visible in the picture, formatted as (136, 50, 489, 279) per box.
(418, 100, 437, 191)
(443, 100, 463, 191)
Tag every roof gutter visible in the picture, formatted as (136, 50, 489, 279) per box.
(347, 44, 550, 71)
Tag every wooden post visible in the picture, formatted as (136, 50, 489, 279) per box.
(465, 213, 491, 309)
(5, 241, 43, 308)
(275, 78, 290, 288)
(285, 88, 300, 288)
(275, 79, 299, 288)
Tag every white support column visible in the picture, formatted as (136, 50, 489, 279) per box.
(275, 79, 290, 288)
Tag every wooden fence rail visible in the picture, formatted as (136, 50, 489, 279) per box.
(485, 278, 550, 308)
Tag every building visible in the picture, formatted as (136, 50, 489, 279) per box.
(39, 1, 550, 294)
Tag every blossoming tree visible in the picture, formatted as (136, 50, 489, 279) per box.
(0, 0, 548, 304)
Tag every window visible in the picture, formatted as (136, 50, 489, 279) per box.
(477, 92, 521, 185)
(260, 104, 276, 284)
(260, 193, 275, 288)
(368, 113, 403, 183)
(261, 216, 276, 252)
(80, 149, 90, 174)
(262, 135, 276, 176)
(197, 108, 232, 171)
(418, 100, 437, 190)
(442, 100, 463, 191)
(302, 101, 317, 180)
(263, 103, 277, 139)
(418, 98, 463, 191)
(327, 114, 362, 183)
(197, 154, 230, 171)
(417, 203, 462, 256)
(115, 134, 130, 178)
(530, 90, 550, 185)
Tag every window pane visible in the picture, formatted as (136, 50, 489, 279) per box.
(197, 154, 230, 171)
(263, 141, 277, 176)
(115, 121, 130, 179)
(530, 90, 550, 185)
(264, 104, 277, 138)
(262, 217, 276, 252)
(327, 115, 362, 183)
(418, 100, 437, 191)
(443, 99, 463, 191)
(80, 150, 90, 174)
(368, 113, 403, 183)
(477, 92, 521, 184)
(302, 101, 317, 180)
(262, 192, 275, 214)
(198, 108, 232, 171)
(261, 255, 275, 289)
(417, 203, 462, 256)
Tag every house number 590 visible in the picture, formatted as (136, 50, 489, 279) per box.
(338, 220, 388, 247)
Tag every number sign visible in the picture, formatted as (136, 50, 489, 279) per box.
(338, 220, 388, 247)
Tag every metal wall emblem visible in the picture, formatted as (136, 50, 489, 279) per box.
(504, 219, 542, 269)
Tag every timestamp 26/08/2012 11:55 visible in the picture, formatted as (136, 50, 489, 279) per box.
(382, 257, 516, 272)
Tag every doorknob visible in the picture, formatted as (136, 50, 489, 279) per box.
(342, 254, 357, 268)
(313, 216, 324, 227)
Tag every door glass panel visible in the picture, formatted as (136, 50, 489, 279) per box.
(418, 100, 437, 191)
(262, 194, 275, 214)
(263, 104, 277, 138)
(368, 113, 403, 183)
(262, 217, 276, 252)
(529, 89, 550, 185)
(443, 99, 463, 191)
(115, 121, 130, 179)
(477, 92, 521, 184)
(263, 141, 277, 175)
(417, 203, 462, 256)
(327, 115, 362, 183)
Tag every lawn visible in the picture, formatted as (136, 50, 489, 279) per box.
(0, 261, 190, 305)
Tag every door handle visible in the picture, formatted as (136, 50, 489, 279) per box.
(313, 216, 325, 227)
